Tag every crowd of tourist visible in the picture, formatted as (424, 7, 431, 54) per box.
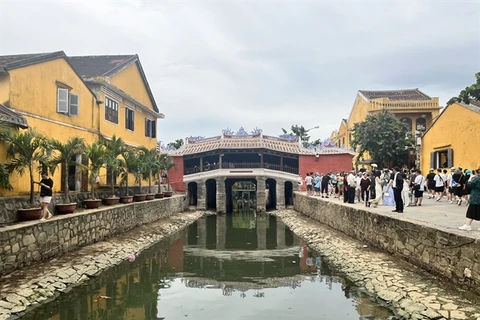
(301, 165, 480, 230)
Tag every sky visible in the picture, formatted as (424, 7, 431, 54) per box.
(0, 0, 479, 145)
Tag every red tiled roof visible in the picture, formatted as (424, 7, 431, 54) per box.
(359, 89, 432, 101)
(168, 133, 354, 156)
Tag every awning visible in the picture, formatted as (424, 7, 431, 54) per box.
(0, 104, 28, 129)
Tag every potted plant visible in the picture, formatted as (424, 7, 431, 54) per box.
(119, 145, 138, 204)
(84, 141, 105, 209)
(133, 148, 147, 202)
(140, 147, 158, 200)
(48, 137, 86, 214)
(3, 128, 49, 220)
(159, 154, 176, 197)
(102, 135, 124, 205)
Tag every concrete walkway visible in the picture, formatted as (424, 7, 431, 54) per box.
(299, 192, 480, 240)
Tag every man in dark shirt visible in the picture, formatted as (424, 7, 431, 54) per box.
(35, 172, 53, 220)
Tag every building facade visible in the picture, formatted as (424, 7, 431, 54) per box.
(421, 101, 480, 174)
(331, 89, 442, 167)
(0, 51, 163, 196)
(165, 129, 354, 214)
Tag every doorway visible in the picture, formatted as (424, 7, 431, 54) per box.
(187, 182, 198, 206)
(226, 178, 257, 213)
(285, 181, 293, 206)
(206, 179, 217, 210)
(266, 178, 277, 211)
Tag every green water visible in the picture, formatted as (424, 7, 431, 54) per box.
(19, 214, 396, 320)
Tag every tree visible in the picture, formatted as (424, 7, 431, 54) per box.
(167, 138, 184, 150)
(139, 147, 158, 194)
(447, 72, 480, 106)
(0, 118, 13, 190)
(119, 146, 140, 197)
(103, 135, 125, 198)
(351, 111, 413, 168)
(281, 125, 321, 148)
(4, 128, 49, 207)
(85, 141, 106, 199)
(158, 153, 176, 192)
(48, 137, 86, 204)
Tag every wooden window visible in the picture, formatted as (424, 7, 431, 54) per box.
(430, 149, 453, 169)
(125, 108, 134, 131)
(105, 97, 119, 124)
(69, 94, 79, 116)
(57, 88, 69, 113)
(145, 118, 156, 138)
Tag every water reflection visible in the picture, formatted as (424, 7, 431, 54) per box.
(20, 214, 396, 320)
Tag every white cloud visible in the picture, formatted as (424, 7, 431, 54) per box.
(0, 0, 478, 144)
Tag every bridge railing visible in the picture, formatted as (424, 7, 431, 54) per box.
(184, 162, 299, 175)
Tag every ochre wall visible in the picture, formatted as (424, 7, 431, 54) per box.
(421, 103, 480, 175)
(110, 63, 154, 110)
(168, 156, 185, 192)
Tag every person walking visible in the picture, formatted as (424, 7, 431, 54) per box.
(305, 173, 313, 196)
(412, 169, 425, 206)
(347, 170, 356, 204)
(390, 166, 404, 213)
(35, 171, 54, 220)
(458, 169, 480, 231)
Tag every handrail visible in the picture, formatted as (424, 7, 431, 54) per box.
(184, 162, 299, 175)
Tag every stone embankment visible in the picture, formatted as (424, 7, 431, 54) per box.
(273, 209, 480, 320)
(0, 211, 204, 320)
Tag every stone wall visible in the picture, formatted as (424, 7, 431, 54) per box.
(0, 185, 171, 225)
(293, 193, 480, 294)
(0, 195, 185, 276)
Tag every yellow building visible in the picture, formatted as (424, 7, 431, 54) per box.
(0, 51, 164, 196)
(421, 101, 480, 175)
(331, 89, 442, 167)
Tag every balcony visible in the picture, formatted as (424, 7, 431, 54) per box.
(185, 162, 299, 176)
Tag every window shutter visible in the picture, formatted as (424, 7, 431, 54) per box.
(145, 118, 149, 137)
(430, 152, 435, 169)
(125, 109, 129, 129)
(69, 94, 79, 116)
(151, 120, 156, 138)
(57, 88, 69, 113)
(131, 110, 134, 131)
(447, 148, 454, 168)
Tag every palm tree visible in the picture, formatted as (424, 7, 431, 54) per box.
(139, 147, 158, 194)
(0, 118, 13, 190)
(3, 128, 49, 207)
(103, 135, 125, 198)
(158, 153, 176, 192)
(48, 137, 86, 204)
(85, 141, 106, 199)
(120, 146, 140, 197)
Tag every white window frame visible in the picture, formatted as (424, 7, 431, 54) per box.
(57, 88, 69, 113)
(69, 93, 79, 116)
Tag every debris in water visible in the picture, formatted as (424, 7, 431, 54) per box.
(128, 253, 136, 262)
(362, 245, 368, 248)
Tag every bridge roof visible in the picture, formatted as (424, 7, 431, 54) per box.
(166, 131, 355, 156)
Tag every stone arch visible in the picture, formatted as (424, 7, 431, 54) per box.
(285, 181, 294, 206)
(206, 179, 217, 210)
(187, 182, 198, 206)
(266, 178, 277, 211)
(416, 117, 426, 131)
(400, 117, 413, 131)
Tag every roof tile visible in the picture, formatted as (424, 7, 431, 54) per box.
(359, 89, 432, 101)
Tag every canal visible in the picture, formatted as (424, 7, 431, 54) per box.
(20, 214, 396, 320)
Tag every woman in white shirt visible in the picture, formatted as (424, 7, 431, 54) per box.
(412, 169, 425, 206)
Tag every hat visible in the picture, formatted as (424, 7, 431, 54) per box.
(450, 167, 455, 170)
(430, 168, 434, 171)
(371, 163, 378, 168)
(466, 170, 472, 175)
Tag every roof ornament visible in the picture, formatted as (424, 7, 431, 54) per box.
(188, 136, 205, 142)
(236, 127, 248, 135)
(278, 134, 296, 140)
(250, 127, 261, 135)
(158, 141, 177, 151)
(223, 127, 234, 136)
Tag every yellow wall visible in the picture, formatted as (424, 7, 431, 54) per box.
(421, 103, 480, 175)
(9, 59, 98, 131)
(0, 73, 10, 104)
(110, 63, 153, 110)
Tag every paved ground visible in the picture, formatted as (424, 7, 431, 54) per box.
(299, 192, 480, 240)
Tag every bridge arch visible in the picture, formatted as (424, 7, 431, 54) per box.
(206, 179, 217, 210)
(266, 178, 277, 211)
(187, 182, 198, 206)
